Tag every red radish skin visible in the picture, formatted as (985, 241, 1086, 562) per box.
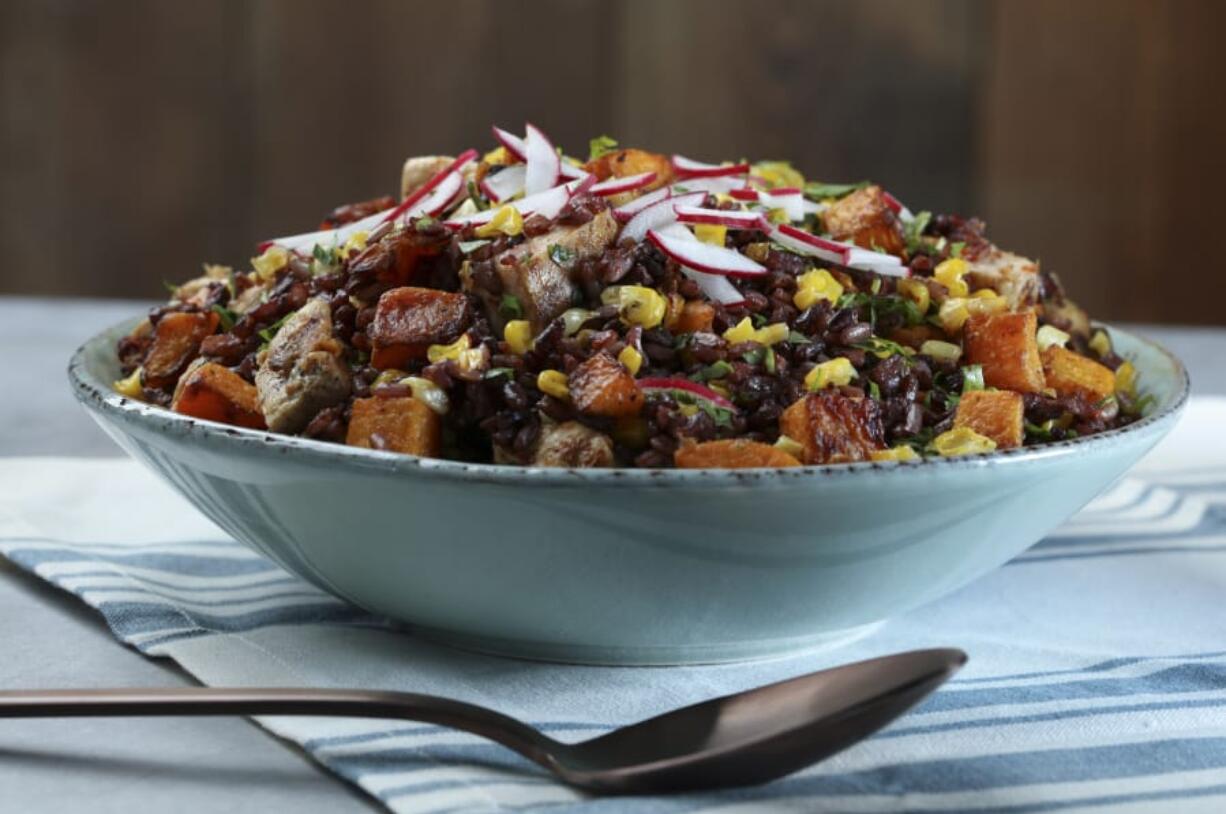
(613, 188, 672, 222)
(621, 192, 706, 244)
(264, 207, 391, 254)
(590, 172, 657, 196)
(671, 155, 751, 179)
(647, 228, 767, 277)
(524, 123, 561, 195)
(674, 206, 770, 230)
(382, 149, 478, 225)
(491, 126, 526, 161)
(638, 378, 737, 411)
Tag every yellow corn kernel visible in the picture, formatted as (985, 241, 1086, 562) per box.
(112, 367, 144, 399)
(340, 231, 369, 258)
(931, 427, 997, 457)
(618, 345, 643, 376)
(503, 320, 533, 355)
(752, 161, 805, 190)
(897, 278, 931, 315)
(937, 298, 971, 333)
(474, 204, 524, 238)
(537, 369, 570, 400)
(765, 207, 790, 225)
(1115, 360, 1138, 396)
(1089, 329, 1112, 358)
(1036, 324, 1071, 351)
(920, 339, 963, 363)
(602, 285, 667, 329)
(403, 376, 451, 415)
(870, 445, 920, 462)
(773, 435, 805, 458)
(483, 145, 511, 166)
(427, 334, 472, 364)
(794, 268, 844, 310)
(251, 245, 289, 282)
(804, 357, 857, 391)
(971, 288, 998, 299)
(934, 258, 970, 297)
(723, 317, 757, 345)
(755, 323, 790, 346)
(743, 242, 770, 262)
(693, 223, 727, 247)
(372, 368, 408, 388)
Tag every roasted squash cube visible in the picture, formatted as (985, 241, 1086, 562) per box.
(568, 352, 644, 418)
(142, 310, 220, 390)
(675, 439, 801, 469)
(779, 393, 886, 464)
(370, 287, 471, 369)
(582, 149, 672, 192)
(172, 361, 265, 429)
(671, 300, 715, 334)
(954, 389, 1024, 449)
(821, 185, 905, 256)
(963, 310, 1046, 393)
(1041, 345, 1116, 402)
(345, 396, 441, 457)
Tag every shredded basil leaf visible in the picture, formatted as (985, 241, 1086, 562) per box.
(903, 210, 933, 255)
(210, 304, 238, 332)
(741, 347, 767, 365)
(764, 346, 777, 374)
(499, 294, 523, 320)
(803, 180, 868, 200)
(787, 330, 812, 344)
(694, 360, 734, 382)
(868, 380, 882, 400)
(950, 241, 966, 259)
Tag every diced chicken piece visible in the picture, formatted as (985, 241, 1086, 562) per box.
(464, 209, 618, 331)
(172, 264, 231, 307)
(963, 311, 1046, 393)
(779, 393, 886, 464)
(568, 351, 644, 418)
(964, 247, 1041, 310)
(675, 439, 801, 469)
(255, 298, 351, 433)
(369, 287, 471, 369)
(531, 420, 615, 467)
(822, 185, 905, 256)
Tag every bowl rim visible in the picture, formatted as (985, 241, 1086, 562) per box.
(69, 318, 1190, 487)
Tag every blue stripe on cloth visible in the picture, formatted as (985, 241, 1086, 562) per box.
(947, 651, 1226, 686)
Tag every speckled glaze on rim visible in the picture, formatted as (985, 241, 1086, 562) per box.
(68, 320, 1189, 664)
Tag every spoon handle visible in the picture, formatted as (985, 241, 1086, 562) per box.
(0, 687, 556, 766)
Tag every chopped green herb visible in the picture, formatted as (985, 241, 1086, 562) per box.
(764, 346, 777, 374)
(548, 243, 576, 267)
(210, 304, 238, 331)
(787, 330, 812, 345)
(950, 241, 966, 259)
(162, 280, 180, 295)
(257, 313, 291, 346)
(1025, 420, 1055, 442)
(803, 180, 868, 200)
(742, 347, 767, 366)
(466, 179, 489, 211)
(694, 360, 734, 382)
(899, 426, 936, 454)
(868, 380, 882, 400)
(483, 367, 515, 380)
(458, 239, 491, 254)
(838, 292, 924, 329)
(499, 294, 523, 320)
(700, 402, 736, 429)
(414, 216, 438, 232)
(961, 364, 985, 393)
(750, 312, 768, 328)
(588, 135, 619, 161)
(856, 337, 915, 359)
(903, 210, 933, 255)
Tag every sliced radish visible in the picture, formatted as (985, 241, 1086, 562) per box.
(382, 149, 477, 225)
(480, 164, 526, 203)
(760, 190, 805, 221)
(674, 206, 770, 230)
(590, 171, 657, 196)
(612, 187, 671, 222)
(846, 248, 908, 277)
(621, 191, 705, 244)
(524, 123, 561, 195)
(670, 176, 747, 195)
(728, 188, 759, 202)
(882, 190, 915, 222)
(671, 155, 751, 179)
(647, 228, 766, 277)
(265, 207, 391, 254)
(771, 224, 853, 264)
(559, 161, 589, 181)
(683, 267, 745, 306)
(446, 176, 591, 228)
(412, 171, 465, 219)
(801, 198, 827, 215)
(638, 377, 736, 411)
(491, 126, 526, 161)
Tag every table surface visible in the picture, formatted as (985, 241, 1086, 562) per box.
(1, 295, 1222, 813)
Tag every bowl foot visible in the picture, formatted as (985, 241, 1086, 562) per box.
(410, 620, 887, 666)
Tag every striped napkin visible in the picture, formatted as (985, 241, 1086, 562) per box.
(1, 397, 1224, 814)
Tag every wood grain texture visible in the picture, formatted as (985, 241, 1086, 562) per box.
(1, 0, 1222, 325)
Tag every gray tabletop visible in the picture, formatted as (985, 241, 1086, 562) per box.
(0, 295, 1222, 813)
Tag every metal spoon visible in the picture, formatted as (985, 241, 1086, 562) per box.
(0, 647, 964, 795)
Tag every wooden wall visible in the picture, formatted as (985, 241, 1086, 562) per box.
(2, 0, 1223, 324)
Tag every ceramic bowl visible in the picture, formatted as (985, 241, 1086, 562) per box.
(69, 322, 1188, 665)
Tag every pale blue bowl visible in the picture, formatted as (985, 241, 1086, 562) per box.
(69, 322, 1188, 665)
